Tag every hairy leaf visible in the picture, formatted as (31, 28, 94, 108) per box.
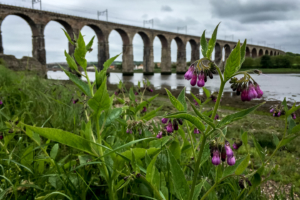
(74, 32, 87, 70)
(201, 30, 208, 58)
(177, 88, 187, 111)
(64, 51, 78, 71)
(224, 40, 241, 81)
(206, 23, 220, 59)
(165, 89, 184, 111)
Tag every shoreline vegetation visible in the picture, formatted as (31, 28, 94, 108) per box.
(1, 65, 300, 198)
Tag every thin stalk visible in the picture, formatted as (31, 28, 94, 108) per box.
(185, 120, 196, 159)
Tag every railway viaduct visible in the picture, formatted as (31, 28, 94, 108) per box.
(0, 4, 285, 75)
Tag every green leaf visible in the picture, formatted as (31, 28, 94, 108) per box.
(25, 125, 97, 156)
(169, 140, 181, 160)
(217, 102, 265, 128)
(60, 66, 92, 97)
(129, 87, 135, 101)
(88, 77, 111, 113)
(206, 23, 220, 59)
(235, 154, 250, 175)
(192, 179, 207, 200)
(273, 135, 280, 147)
(177, 88, 187, 111)
(222, 156, 246, 178)
(286, 104, 300, 116)
(252, 136, 265, 162)
(291, 124, 300, 134)
(141, 106, 163, 121)
(64, 50, 78, 71)
(282, 98, 288, 112)
(62, 29, 74, 45)
(146, 154, 159, 184)
(201, 31, 208, 58)
(50, 144, 59, 160)
(241, 132, 248, 152)
(99, 108, 122, 127)
(25, 129, 41, 146)
(74, 32, 87, 70)
(288, 115, 296, 134)
(190, 101, 215, 128)
(279, 135, 299, 148)
(21, 145, 33, 167)
(165, 89, 184, 111)
(202, 87, 211, 98)
(135, 94, 159, 114)
(224, 40, 241, 81)
(167, 149, 189, 200)
(164, 112, 205, 132)
(191, 93, 201, 106)
(86, 36, 95, 51)
(240, 39, 247, 68)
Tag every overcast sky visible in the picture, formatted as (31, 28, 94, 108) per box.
(1, 0, 299, 63)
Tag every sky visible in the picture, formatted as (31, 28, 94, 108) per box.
(1, 0, 299, 63)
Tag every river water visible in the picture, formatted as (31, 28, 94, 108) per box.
(47, 71, 300, 102)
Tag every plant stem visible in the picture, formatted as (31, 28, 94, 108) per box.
(185, 120, 196, 159)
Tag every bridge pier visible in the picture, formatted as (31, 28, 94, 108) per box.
(160, 44, 172, 75)
(122, 44, 134, 76)
(98, 41, 109, 71)
(191, 44, 200, 64)
(214, 44, 223, 66)
(176, 48, 186, 74)
(143, 45, 154, 75)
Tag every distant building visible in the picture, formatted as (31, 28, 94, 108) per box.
(137, 64, 143, 69)
(109, 65, 115, 70)
(157, 63, 161, 68)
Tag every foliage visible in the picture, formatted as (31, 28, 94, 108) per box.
(0, 25, 299, 200)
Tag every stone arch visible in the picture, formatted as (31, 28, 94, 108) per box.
(189, 39, 199, 63)
(155, 34, 171, 74)
(252, 48, 257, 58)
(134, 31, 153, 74)
(265, 50, 269, 55)
(246, 47, 250, 57)
(173, 36, 186, 73)
(270, 51, 273, 56)
(259, 49, 263, 57)
(1, 13, 39, 56)
(224, 44, 231, 60)
(214, 43, 222, 64)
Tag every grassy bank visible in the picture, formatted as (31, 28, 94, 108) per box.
(244, 68, 300, 73)
(1, 65, 300, 198)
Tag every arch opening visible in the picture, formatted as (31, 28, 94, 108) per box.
(155, 34, 170, 74)
(270, 51, 273, 56)
(259, 49, 263, 57)
(252, 48, 257, 58)
(265, 50, 269, 55)
(214, 43, 222, 64)
(188, 39, 198, 63)
(246, 47, 250, 57)
(224, 44, 231, 60)
(172, 37, 186, 73)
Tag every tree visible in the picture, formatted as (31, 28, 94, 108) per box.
(260, 55, 273, 68)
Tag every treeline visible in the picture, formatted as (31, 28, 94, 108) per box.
(241, 52, 300, 69)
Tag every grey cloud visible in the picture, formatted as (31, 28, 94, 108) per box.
(210, 0, 298, 23)
(161, 5, 173, 12)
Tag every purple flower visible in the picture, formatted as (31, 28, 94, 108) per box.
(227, 155, 236, 166)
(248, 82, 257, 100)
(73, 99, 79, 104)
(270, 108, 274, 113)
(224, 141, 234, 157)
(184, 64, 194, 80)
(161, 118, 168, 124)
(292, 113, 296, 120)
(115, 91, 119, 96)
(194, 128, 200, 134)
(141, 107, 147, 113)
(221, 148, 226, 162)
(193, 99, 199, 106)
(146, 87, 153, 92)
(0, 135, 3, 140)
(126, 129, 132, 134)
(214, 114, 219, 120)
(156, 131, 163, 139)
(166, 122, 173, 133)
(190, 73, 197, 86)
(212, 150, 221, 166)
(254, 84, 263, 98)
(233, 141, 242, 150)
(0, 100, 3, 105)
(173, 120, 179, 130)
(241, 88, 250, 102)
(232, 143, 238, 150)
(197, 72, 205, 87)
(135, 92, 139, 95)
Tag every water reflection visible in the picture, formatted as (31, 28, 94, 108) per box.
(47, 71, 300, 102)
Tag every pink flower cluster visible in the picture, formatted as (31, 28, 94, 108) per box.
(184, 64, 215, 88)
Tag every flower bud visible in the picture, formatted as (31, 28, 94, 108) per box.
(156, 131, 163, 139)
(73, 99, 79, 104)
(194, 128, 200, 134)
(141, 107, 147, 113)
(184, 65, 194, 80)
(227, 155, 236, 166)
(173, 120, 179, 131)
(166, 122, 173, 133)
(254, 83, 263, 98)
(212, 150, 221, 166)
(0, 100, 3, 105)
(161, 118, 168, 124)
(292, 113, 296, 120)
(190, 73, 197, 86)
(221, 148, 226, 162)
(224, 141, 234, 157)
(270, 108, 274, 113)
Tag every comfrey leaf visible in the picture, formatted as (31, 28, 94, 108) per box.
(165, 89, 184, 111)
(74, 32, 87, 71)
(206, 23, 220, 59)
(224, 40, 241, 82)
(201, 31, 208, 58)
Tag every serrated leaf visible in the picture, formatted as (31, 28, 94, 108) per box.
(62, 29, 74, 46)
(217, 102, 265, 128)
(201, 31, 208, 58)
(64, 50, 78, 71)
(50, 144, 59, 160)
(206, 23, 220, 59)
(86, 36, 95, 51)
(252, 136, 265, 162)
(224, 40, 241, 81)
(74, 32, 87, 70)
(177, 87, 187, 111)
(88, 77, 110, 113)
(235, 154, 250, 175)
(60, 66, 92, 97)
(167, 149, 189, 200)
(240, 39, 247, 68)
(165, 89, 184, 111)
(202, 87, 211, 98)
(164, 112, 205, 131)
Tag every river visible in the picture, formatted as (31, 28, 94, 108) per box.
(47, 71, 300, 102)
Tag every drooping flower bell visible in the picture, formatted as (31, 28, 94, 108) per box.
(190, 73, 197, 86)
(0, 100, 3, 105)
(211, 150, 221, 166)
(230, 77, 263, 102)
(247, 82, 258, 100)
(161, 118, 168, 124)
(173, 119, 179, 131)
(134, 92, 139, 95)
(141, 107, 147, 113)
(166, 121, 173, 133)
(194, 128, 200, 134)
(197, 71, 205, 87)
(292, 113, 296, 120)
(184, 64, 194, 80)
(233, 140, 243, 150)
(270, 108, 274, 113)
(224, 141, 234, 157)
(221, 147, 226, 162)
(156, 131, 163, 139)
(254, 82, 263, 98)
(73, 99, 79, 104)
(126, 129, 133, 134)
(227, 155, 236, 166)
(0, 134, 3, 140)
